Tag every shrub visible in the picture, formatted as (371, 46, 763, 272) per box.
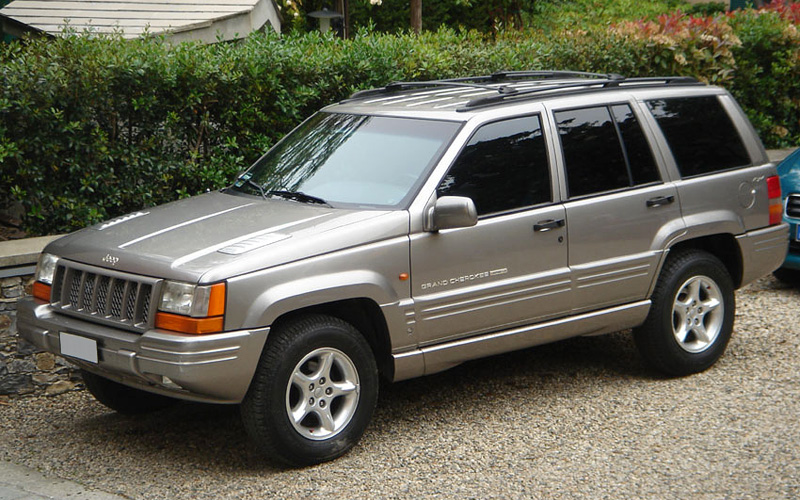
(728, 6, 800, 146)
(610, 12, 741, 84)
(2, 5, 800, 236)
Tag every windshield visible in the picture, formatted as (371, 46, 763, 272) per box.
(232, 112, 461, 208)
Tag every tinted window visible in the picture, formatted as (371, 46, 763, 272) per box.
(437, 115, 550, 215)
(611, 105, 659, 185)
(556, 107, 629, 197)
(647, 96, 750, 177)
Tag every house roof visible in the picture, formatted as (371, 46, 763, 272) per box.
(0, 0, 281, 43)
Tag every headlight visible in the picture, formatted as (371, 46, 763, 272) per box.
(35, 253, 58, 285)
(156, 281, 226, 335)
(159, 281, 225, 317)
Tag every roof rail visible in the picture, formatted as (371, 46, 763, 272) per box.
(346, 77, 518, 100)
(344, 72, 703, 109)
(488, 70, 625, 81)
(346, 71, 615, 101)
(459, 75, 702, 110)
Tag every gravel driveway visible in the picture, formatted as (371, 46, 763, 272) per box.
(1, 275, 798, 499)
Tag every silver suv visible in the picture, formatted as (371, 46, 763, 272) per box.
(18, 71, 788, 465)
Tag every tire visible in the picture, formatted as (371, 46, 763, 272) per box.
(81, 369, 177, 415)
(772, 267, 800, 286)
(241, 314, 379, 466)
(634, 250, 735, 376)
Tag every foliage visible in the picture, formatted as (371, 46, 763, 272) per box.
(282, 0, 686, 34)
(526, 0, 687, 33)
(3, 2, 800, 235)
(727, 4, 800, 146)
(611, 12, 741, 84)
(683, 1, 727, 17)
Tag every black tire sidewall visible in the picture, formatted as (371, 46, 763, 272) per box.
(242, 315, 378, 466)
(635, 251, 735, 376)
(773, 267, 800, 285)
(80, 369, 176, 414)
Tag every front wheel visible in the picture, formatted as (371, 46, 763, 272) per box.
(634, 250, 735, 376)
(241, 314, 378, 466)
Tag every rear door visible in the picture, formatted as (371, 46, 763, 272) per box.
(551, 103, 686, 313)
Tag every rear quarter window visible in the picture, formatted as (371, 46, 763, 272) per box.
(646, 95, 751, 177)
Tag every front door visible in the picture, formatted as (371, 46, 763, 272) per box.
(410, 114, 571, 345)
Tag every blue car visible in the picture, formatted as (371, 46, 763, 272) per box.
(776, 148, 800, 282)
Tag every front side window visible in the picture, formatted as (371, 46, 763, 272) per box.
(556, 104, 661, 198)
(437, 115, 551, 216)
(234, 112, 461, 208)
(647, 95, 751, 177)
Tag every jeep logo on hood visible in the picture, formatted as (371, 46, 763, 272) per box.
(101, 254, 120, 266)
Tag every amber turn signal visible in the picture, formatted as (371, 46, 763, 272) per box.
(32, 281, 51, 301)
(155, 312, 224, 335)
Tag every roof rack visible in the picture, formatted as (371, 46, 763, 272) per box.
(351, 79, 520, 99)
(346, 70, 621, 101)
(343, 72, 702, 110)
(347, 78, 514, 101)
(487, 70, 625, 82)
(460, 76, 702, 110)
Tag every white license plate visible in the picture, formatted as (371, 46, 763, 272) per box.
(59, 332, 98, 364)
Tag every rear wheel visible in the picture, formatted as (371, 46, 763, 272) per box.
(241, 314, 378, 466)
(634, 250, 735, 376)
(81, 369, 176, 414)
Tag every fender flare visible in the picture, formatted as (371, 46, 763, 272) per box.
(243, 270, 400, 329)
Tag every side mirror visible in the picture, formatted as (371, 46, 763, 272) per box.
(425, 196, 478, 232)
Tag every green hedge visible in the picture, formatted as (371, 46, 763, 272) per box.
(2, 6, 800, 235)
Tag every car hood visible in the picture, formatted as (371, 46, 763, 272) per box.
(45, 191, 409, 283)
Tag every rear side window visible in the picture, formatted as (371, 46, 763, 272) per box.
(437, 115, 550, 216)
(611, 105, 660, 185)
(646, 96, 751, 177)
(555, 104, 660, 198)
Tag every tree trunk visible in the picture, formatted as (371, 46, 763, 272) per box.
(410, 0, 422, 34)
(335, 0, 349, 38)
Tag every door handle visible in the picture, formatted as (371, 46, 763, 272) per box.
(646, 195, 675, 208)
(533, 219, 565, 232)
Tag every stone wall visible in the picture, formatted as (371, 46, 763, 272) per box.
(0, 275, 81, 402)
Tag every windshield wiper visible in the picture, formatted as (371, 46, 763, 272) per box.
(268, 190, 331, 207)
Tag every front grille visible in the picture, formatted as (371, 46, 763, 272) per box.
(51, 261, 160, 332)
(786, 194, 800, 219)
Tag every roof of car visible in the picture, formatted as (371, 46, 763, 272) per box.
(330, 71, 706, 117)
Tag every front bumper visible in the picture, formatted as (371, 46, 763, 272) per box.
(17, 297, 269, 404)
(779, 220, 800, 271)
